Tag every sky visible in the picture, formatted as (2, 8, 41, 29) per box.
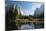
(5, 0, 43, 16)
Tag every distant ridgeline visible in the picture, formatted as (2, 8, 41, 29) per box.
(6, 4, 44, 20)
(16, 4, 44, 19)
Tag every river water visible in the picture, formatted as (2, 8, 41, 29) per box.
(19, 24, 34, 30)
(19, 23, 44, 30)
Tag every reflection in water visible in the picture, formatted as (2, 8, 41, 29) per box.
(20, 24, 34, 30)
(19, 23, 44, 30)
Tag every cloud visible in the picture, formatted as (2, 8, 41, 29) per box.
(30, 3, 42, 15)
(20, 3, 42, 16)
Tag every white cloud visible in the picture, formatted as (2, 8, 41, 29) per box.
(29, 3, 42, 16)
(20, 3, 43, 16)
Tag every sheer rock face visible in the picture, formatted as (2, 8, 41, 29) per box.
(34, 4, 44, 17)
